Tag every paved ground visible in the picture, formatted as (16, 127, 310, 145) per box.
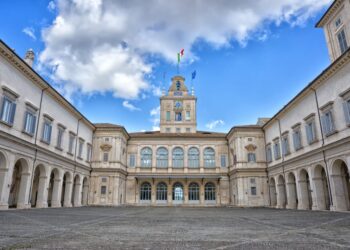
(0, 207, 350, 250)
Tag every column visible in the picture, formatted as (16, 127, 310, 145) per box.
(276, 183, 286, 209)
(36, 175, 49, 208)
(17, 172, 32, 209)
(184, 180, 188, 205)
(0, 154, 14, 210)
(200, 182, 204, 205)
(63, 180, 73, 207)
(73, 181, 82, 207)
(216, 179, 221, 205)
(51, 177, 62, 207)
(151, 181, 156, 205)
(286, 181, 297, 209)
(330, 174, 348, 211)
(167, 179, 172, 206)
(312, 177, 325, 210)
(297, 179, 309, 210)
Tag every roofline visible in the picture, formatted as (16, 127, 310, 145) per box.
(262, 45, 350, 129)
(94, 123, 130, 139)
(0, 39, 95, 129)
(226, 125, 263, 139)
(315, 0, 342, 28)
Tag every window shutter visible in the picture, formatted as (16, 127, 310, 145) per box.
(9, 102, 16, 125)
(343, 101, 350, 125)
(292, 133, 297, 150)
(31, 115, 36, 135)
(0, 96, 4, 120)
(321, 115, 328, 135)
(305, 124, 311, 143)
(48, 125, 52, 143)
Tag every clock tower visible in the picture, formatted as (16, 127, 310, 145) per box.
(159, 75, 197, 133)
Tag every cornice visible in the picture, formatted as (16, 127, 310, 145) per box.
(316, 0, 344, 28)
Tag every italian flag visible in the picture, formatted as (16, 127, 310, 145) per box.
(177, 48, 184, 63)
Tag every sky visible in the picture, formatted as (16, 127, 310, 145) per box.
(0, 0, 333, 132)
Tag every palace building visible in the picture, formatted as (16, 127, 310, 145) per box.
(0, 0, 349, 210)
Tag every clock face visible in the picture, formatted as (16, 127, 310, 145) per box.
(175, 101, 182, 108)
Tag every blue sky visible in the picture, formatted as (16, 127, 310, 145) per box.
(0, 0, 332, 132)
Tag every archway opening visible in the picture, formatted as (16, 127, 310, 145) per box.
(47, 168, 59, 207)
(156, 182, 167, 202)
(314, 165, 330, 210)
(332, 160, 350, 210)
(277, 175, 286, 208)
(204, 182, 216, 202)
(30, 167, 40, 207)
(82, 177, 88, 206)
(61, 172, 70, 207)
(269, 177, 277, 207)
(188, 182, 200, 201)
(172, 183, 184, 202)
(8, 159, 28, 208)
(299, 169, 312, 210)
(72, 175, 80, 207)
(287, 172, 298, 209)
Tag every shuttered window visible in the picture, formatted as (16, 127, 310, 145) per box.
(321, 110, 336, 136)
(338, 29, 348, 54)
(292, 128, 302, 151)
(0, 96, 16, 125)
(305, 120, 316, 144)
(343, 99, 350, 126)
(23, 111, 36, 135)
(42, 120, 52, 144)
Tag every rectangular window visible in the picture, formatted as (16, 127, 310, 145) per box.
(282, 135, 290, 156)
(166, 111, 171, 121)
(273, 140, 281, 160)
(250, 178, 256, 184)
(305, 120, 317, 144)
(86, 144, 92, 162)
(175, 112, 182, 121)
(186, 128, 191, 133)
(23, 110, 36, 136)
(129, 154, 136, 167)
(335, 17, 342, 29)
(251, 186, 257, 196)
(101, 177, 107, 182)
(78, 139, 84, 158)
(101, 186, 107, 195)
(176, 128, 181, 133)
(103, 152, 109, 162)
(56, 126, 65, 149)
(338, 29, 348, 54)
(321, 110, 336, 136)
(166, 128, 171, 133)
(220, 155, 227, 167)
(266, 146, 272, 163)
(343, 99, 350, 126)
(186, 111, 190, 121)
(292, 128, 302, 151)
(68, 133, 75, 154)
(0, 95, 16, 125)
(247, 153, 256, 163)
(42, 119, 52, 144)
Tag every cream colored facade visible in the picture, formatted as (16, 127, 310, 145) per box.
(0, 0, 349, 210)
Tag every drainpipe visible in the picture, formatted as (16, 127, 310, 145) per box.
(277, 118, 287, 207)
(311, 88, 333, 206)
(263, 129, 271, 207)
(73, 118, 82, 176)
(28, 87, 48, 206)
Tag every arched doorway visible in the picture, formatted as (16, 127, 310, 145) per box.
(277, 175, 286, 208)
(47, 168, 60, 207)
(82, 177, 89, 206)
(0, 151, 8, 206)
(286, 172, 298, 209)
(188, 182, 200, 203)
(204, 182, 216, 203)
(269, 177, 277, 207)
(8, 159, 29, 208)
(140, 182, 151, 203)
(313, 165, 330, 210)
(298, 169, 312, 210)
(172, 183, 184, 204)
(72, 175, 81, 207)
(156, 182, 167, 203)
(30, 164, 47, 208)
(61, 172, 72, 207)
(331, 159, 350, 211)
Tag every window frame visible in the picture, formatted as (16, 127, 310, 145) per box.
(156, 147, 168, 168)
(23, 107, 37, 136)
(140, 147, 152, 168)
(204, 147, 216, 168)
(0, 94, 17, 126)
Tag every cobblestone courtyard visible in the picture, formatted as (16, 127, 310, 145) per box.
(0, 207, 350, 249)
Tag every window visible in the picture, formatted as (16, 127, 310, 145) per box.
(166, 128, 171, 133)
(141, 147, 152, 167)
(204, 147, 215, 167)
(282, 135, 290, 156)
(273, 140, 281, 160)
(172, 183, 184, 201)
(156, 182, 167, 201)
(292, 128, 302, 151)
(140, 182, 151, 201)
(321, 110, 336, 136)
(68, 133, 75, 154)
(186, 128, 191, 133)
(250, 178, 256, 184)
(103, 152, 109, 162)
(251, 186, 257, 195)
(335, 17, 342, 29)
(166, 111, 171, 121)
(172, 147, 184, 168)
(343, 99, 350, 125)
(176, 128, 181, 133)
(56, 126, 65, 149)
(188, 183, 199, 201)
(129, 154, 136, 167)
(42, 119, 52, 144)
(175, 112, 182, 121)
(338, 29, 348, 54)
(23, 109, 36, 136)
(220, 155, 227, 167)
(100, 186, 107, 195)
(305, 119, 317, 144)
(186, 111, 190, 121)
(188, 147, 199, 168)
(104, 137, 109, 142)
(247, 153, 256, 163)
(0, 95, 16, 125)
(156, 147, 168, 168)
(205, 183, 216, 201)
(266, 145, 272, 163)
(78, 139, 84, 158)
(101, 177, 107, 182)
(86, 144, 92, 162)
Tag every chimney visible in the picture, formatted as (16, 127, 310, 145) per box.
(24, 49, 35, 67)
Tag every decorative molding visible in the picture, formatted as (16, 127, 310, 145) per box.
(245, 144, 257, 152)
(303, 113, 316, 121)
(100, 144, 112, 152)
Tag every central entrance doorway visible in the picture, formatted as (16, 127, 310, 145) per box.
(172, 183, 184, 204)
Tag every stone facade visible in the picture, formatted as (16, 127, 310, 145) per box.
(0, 0, 349, 210)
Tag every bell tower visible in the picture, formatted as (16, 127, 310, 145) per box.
(159, 75, 197, 133)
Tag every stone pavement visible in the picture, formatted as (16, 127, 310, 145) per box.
(0, 206, 350, 249)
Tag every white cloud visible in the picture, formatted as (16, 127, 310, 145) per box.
(206, 120, 225, 130)
(22, 27, 36, 40)
(122, 100, 140, 111)
(39, 0, 331, 100)
(150, 106, 160, 131)
(48, 1, 56, 12)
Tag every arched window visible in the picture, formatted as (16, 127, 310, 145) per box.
(156, 147, 168, 168)
(204, 147, 215, 168)
(205, 183, 216, 201)
(188, 147, 199, 168)
(140, 182, 151, 201)
(156, 182, 167, 201)
(141, 147, 152, 167)
(172, 147, 184, 168)
(172, 183, 184, 201)
(188, 183, 199, 201)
